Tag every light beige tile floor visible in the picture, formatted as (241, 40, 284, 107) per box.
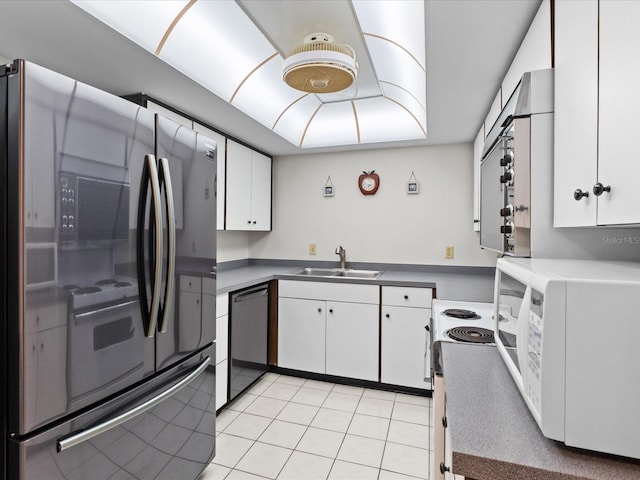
(200, 373, 432, 480)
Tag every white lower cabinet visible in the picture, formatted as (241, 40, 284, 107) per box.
(215, 293, 229, 409)
(216, 359, 228, 410)
(278, 280, 379, 380)
(325, 301, 379, 381)
(278, 297, 326, 374)
(381, 286, 432, 389)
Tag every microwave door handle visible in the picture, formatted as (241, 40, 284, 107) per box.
(158, 157, 176, 334)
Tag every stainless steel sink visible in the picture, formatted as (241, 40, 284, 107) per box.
(292, 267, 382, 279)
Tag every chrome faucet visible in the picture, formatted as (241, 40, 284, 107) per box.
(335, 245, 346, 269)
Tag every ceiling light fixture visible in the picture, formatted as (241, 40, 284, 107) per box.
(282, 33, 358, 94)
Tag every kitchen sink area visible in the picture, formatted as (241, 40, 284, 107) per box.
(292, 267, 383, 279)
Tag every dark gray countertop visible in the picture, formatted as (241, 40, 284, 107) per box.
(441, 343, 640, 480)
(216, 262, 494, 300)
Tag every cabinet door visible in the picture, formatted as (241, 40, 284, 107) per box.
(202, 293, 216, 350)
(178, 291, 202, 352)
(36, 326, 68, 425)
(381, 306, 430, 389)
(216, 358, 228, 410)
(598, 1, 640, 225)
(473, 126, 484, 232)
(250, 151, 272, 231)
(553, 0, 598, 226)
(216, 313, 229, 364)
(225, 140, 253, 230)
(325, 301, 379, 381)
(193, 123, 227, 231)
(278, 297, 325, 373)
(25, 102, 56, 228)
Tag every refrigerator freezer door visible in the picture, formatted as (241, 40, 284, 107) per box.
(155, 115, 217, 371)
(8, 61, 156, 436)
(9, 351, 215, 480)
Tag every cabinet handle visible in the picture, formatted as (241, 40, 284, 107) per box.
(440, 462, 450, 474)
(252, 220, 257, 224)
(442, 416, 447, 428)
(329, 309, 333, 314)
(385, 313, 390, 318)
(593, 182, 611, 196)
(573, 189, 589, 201)
(404, 295, 409, 300)
(317, 308, 322, 313)
(425, 325, 430, 331)
(247, 220, 251, 224)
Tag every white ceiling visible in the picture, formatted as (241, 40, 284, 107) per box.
(0, 0, 541, 156)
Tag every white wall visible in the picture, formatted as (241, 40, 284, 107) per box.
(249, 143, 497, 267)
(217, 231, 250, 262)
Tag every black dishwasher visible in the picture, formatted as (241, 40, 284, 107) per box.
(229, 283, 269, 402)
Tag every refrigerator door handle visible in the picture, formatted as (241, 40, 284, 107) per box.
(57, 356, 211, 453)
(158, 157, 176, 334)
(136, 154, 163, 338)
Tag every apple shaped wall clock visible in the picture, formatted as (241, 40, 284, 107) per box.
(358, 170, 380, 195)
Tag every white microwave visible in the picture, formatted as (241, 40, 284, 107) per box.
(26, 243, 57, 290)
(494, 257, 640, 459)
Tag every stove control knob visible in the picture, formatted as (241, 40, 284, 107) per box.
(500, 151, 513, 167)
(500, 205, 513, 217)
(500, 169, 514, 184)
(68, 224, 75, 233)
(500, 223, 514, 234)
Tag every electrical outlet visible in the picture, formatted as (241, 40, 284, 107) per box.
(309, 243, 317, 255)
(445, 245, 454, 259)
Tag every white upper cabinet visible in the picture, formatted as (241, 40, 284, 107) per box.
(484, 90, 502, 136)
(554, 0, 640, 226)
(193, 123, 226, 231)
(226, 140, 272, 231)
(473, 125, 484, 232)
(597, 1, 640, 225)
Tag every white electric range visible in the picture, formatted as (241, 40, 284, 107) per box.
(430, 299, 501, 376)
(430, 299, 504, 480)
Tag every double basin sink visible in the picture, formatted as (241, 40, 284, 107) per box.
(292, 267, 383, 279)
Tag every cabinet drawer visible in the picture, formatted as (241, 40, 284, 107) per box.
(216, 293, 229, 318)
(279, 280, 379, 304)
(25, 301, 67, 333)
(180, 275, 201, 293)
(382, 286, 432, 308)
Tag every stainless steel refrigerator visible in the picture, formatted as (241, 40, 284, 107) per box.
(1, 60, 217, 479)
